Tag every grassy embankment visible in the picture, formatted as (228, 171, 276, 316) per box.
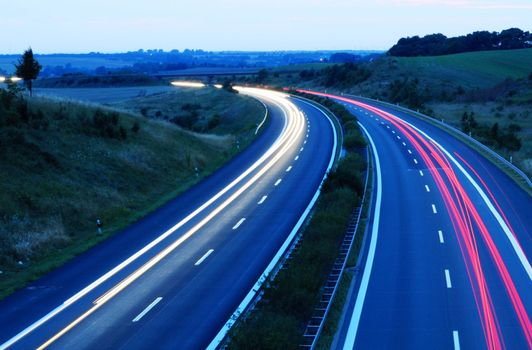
(369, 50, 532, 177)
(227, 95, 366, 349)
(0, 86, 263, 299)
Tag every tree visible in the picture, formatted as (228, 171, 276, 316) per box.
(256, 68, 269, 83)
(15, 48, 42, 97)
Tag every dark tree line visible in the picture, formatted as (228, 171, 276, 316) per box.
(389, 28, 532, 57)
(321, 63, 372, 87)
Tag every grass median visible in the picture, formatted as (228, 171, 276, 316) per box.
(226, 94, 367, 349)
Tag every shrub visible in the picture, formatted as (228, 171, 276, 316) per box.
(89, 110, 127, 140)
(207, 114, 221, 130)
(131, 121, 140, 133)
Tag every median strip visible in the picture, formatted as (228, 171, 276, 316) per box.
(221, 93, 366, 350)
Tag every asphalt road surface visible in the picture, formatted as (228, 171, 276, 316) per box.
(299, 90, 531, 350)
(0, 88, 336, 350)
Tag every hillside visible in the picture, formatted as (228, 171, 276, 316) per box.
(0, 87, 263, 298)
(392, 48, 532, 87)
(257, 49, 532, 176)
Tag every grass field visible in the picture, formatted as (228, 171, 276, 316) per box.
(396, 49, 532, 88)
(34, 86, 175, 103)
(0, 87, 263, 299)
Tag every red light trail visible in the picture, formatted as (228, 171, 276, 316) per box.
(297, 89, 532, 350)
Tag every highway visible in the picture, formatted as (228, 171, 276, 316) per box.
(0, 88, 336, 349)
(299, 90, 531, 350)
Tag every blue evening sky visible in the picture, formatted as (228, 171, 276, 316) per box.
(1, 0, 531, 53)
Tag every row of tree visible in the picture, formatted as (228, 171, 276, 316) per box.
(388, 28, 532, 56)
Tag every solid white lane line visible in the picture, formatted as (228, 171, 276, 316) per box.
(445, 269, 452, 288)
(194, 249, 214, 266)
(402, 142, 406, 146)
(453, 331, 461, 350)
(438, 230, 444, 243)
(232, 218, 246, 230)
(408, 150, 412, 154)
(294, 155, 299, 161)
(432, 204, 438, 214)
(286, 166, 292, 172)
(257, 195, 267, 204)
(342, 123, 383, 350)
(274, 179, 282, 186)
(419, 170, 424, 176)
(413, 158, 418, 164)
(425, 185, 431, 192)
(132, 297, 162, 322)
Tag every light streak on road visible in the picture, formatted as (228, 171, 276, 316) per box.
(170, 81, 205, 88)
(2, 88, 307, 350)
(299, 89, 532, 350)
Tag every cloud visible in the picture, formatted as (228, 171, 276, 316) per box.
(388, 0, 532, 9)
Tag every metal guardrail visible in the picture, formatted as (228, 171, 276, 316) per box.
(344, 94, 532, 190)
(300, 146, 370, 350)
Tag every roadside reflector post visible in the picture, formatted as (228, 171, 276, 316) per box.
(96, 218, 103, 235)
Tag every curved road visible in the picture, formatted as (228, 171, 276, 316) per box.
(300, 90, 531, 350)
(0, 88, 336, 350)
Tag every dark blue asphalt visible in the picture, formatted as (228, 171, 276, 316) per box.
(332, 97, 531, 350)
(0, 95, 335, 350)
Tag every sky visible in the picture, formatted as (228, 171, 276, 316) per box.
(1, 0, 531, 54)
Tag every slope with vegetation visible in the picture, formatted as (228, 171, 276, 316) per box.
(0, 86, 263, 298)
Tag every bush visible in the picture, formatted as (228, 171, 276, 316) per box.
(171, 111, 199, 129)
(344, 130, 366, 152)
(208, 114, 221, 130)
(322, 63, 371, 88)
(388, 78, 426, 109)
(131, 121, 140, 133)
(89, 110, 127, 140)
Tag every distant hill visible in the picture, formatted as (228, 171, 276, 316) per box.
(389, 28, 532, 57)
(0, 50, 381, 77)
(392, 48, 532, 87)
